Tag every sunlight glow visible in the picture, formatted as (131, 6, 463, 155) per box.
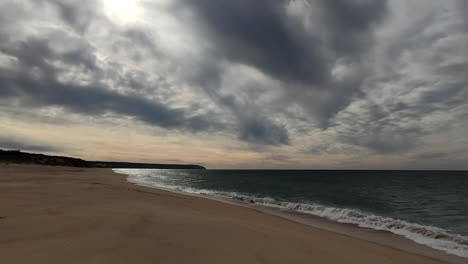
(103, 0, 141, 23)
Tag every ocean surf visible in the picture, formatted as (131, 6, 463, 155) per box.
(114, 168, 468, 259)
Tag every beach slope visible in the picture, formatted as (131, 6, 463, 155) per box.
(0, 165, 449, 264)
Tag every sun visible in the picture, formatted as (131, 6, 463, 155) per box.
(103, 0, 141, 23)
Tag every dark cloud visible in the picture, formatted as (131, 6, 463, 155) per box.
(180, 0, 327, 85)
(177, 0, 388, 130)
(165, 0, 390, 146)
(239, 119, 289, 146)
(0, 0, 392, 148)
(181, 0, 386, 86)
(319, 0, 388, 55)
(0, 0, 291, 146)
(0, 36, 219, 132)
(1, 0, 468, 163)
(0, 137, 60, 153)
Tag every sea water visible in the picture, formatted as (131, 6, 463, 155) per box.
(114, 169, 468, 258)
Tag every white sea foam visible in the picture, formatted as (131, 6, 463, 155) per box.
(114, 169, 468, 258)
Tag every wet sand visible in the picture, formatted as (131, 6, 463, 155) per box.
(0, 164, 460, 264)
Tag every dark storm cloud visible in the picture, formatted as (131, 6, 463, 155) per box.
(0, 0, 234, 133)
(180, 0, 386, 86)
(180, 0, 327, 85)
(201, 86, 291, 146)
(0, 74, 213, 131)
(239, 119, 289, 146)
(177, 0, 388, 130)
(0, 36, 219, 132)
(1, 0, 467, 159)
(0, 137, 60, 153)
(319, 0, 388, 55)
(0, 0, 293, 146)
(166, 0, 390, 146)
(0, 19, 225, 131)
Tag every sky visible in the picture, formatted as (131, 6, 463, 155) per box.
(1, 0, 468, 169)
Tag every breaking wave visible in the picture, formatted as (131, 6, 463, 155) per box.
(114, 169, 468, 258)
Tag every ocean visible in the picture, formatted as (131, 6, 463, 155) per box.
(114, 169, 468, 258)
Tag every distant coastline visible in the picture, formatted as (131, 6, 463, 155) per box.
(0, 149, 205, 169)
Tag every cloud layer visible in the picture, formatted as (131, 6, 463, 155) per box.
(0, 0, 467, 168)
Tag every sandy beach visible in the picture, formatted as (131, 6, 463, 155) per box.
(0, 165, 460, 264)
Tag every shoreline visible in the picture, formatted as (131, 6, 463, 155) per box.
(120, 170, 467, 264)
(1, 164, 465, 264)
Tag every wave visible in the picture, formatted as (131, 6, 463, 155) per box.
(114, 169, 468, 258)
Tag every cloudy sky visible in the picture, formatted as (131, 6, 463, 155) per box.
(1, 0, 467, 169)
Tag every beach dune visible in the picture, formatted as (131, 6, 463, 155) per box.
(0, 165, 450, 264)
